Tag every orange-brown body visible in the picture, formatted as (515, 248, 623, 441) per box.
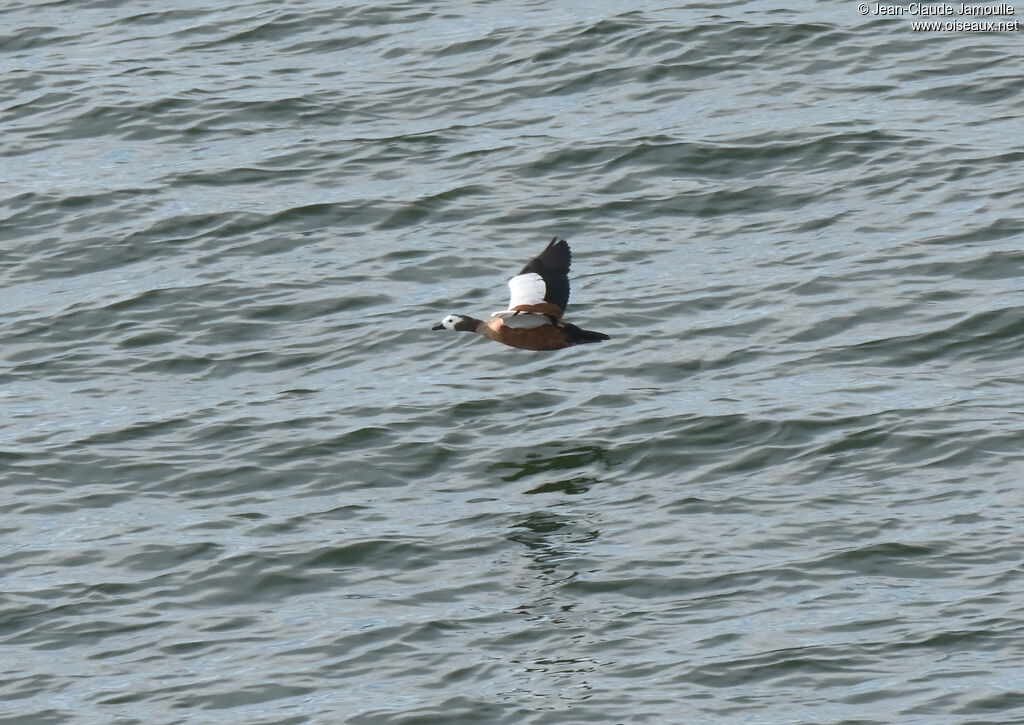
(480, 317, 574, 351)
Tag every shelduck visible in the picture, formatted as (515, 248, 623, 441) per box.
(432, 238, 609, 351)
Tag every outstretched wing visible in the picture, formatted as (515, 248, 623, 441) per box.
(506, 237, 571, 314)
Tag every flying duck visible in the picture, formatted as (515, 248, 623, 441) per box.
(432, 237, 609, 351)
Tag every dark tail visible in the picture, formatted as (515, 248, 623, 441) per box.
(564, 323, 610, 345)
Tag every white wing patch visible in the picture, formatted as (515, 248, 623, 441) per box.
(489, 311, 551, 329)
(507, 272, 546, 310)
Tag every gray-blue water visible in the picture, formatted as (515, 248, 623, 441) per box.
(2, 2, 1023, 723)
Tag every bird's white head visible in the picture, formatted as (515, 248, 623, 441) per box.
(432, 314, 476, 332)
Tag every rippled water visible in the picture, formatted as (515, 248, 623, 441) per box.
(3, 2, 1023, 723)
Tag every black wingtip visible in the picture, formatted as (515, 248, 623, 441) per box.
(539, 237, 571, 270)
(519, 237, 572, 312)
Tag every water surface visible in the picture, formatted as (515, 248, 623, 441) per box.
(2, 2, 1023, 723)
